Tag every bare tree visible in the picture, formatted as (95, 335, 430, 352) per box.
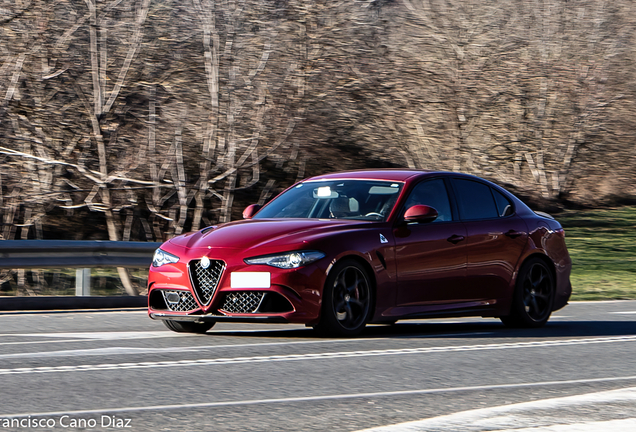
(2, 0, 636, 270)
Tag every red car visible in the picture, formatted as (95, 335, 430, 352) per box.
(148, 170, 572, 336)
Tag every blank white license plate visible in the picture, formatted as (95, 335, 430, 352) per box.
(230, 272, 271, 288)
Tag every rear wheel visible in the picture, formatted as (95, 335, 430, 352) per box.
(501, 257, 554, 328)
(163, 320, 215, 333)
(315, 259, 373, 337)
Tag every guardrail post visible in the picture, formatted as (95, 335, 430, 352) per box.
(75, 268, 91, 296)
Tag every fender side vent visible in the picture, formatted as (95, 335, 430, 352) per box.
(376, 251, 387, 270)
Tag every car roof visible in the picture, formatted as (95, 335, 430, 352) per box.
(304, 169, 447, 182)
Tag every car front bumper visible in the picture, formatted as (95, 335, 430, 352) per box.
(149, 312, 290, 324)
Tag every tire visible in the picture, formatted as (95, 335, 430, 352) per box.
(315, 259, 373, 337)
(501, 257, 555, 328)
(163, 319, 215, 334)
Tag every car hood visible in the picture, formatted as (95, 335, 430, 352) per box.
(167, 219, 373, 254)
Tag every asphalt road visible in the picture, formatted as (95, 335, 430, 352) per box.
(1, 301, 636, 431)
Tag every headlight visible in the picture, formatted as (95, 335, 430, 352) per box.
(152, 248, 180, 267)
(244, 251, 325, 269)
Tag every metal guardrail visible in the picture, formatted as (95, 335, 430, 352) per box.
(0, 240, 161, 269)
(0, 240, 161, 304)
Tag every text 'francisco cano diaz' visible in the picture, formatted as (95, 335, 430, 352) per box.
(1, 415, 132, 428)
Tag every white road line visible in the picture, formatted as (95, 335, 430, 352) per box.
(1, 335, 636, 376)
(0, 333, 495, 359)
(3, 376, 636, 419)
(570, 300, 635, 303)
(0, 347, 203, 359)
(392, 332, 495, 338)
(611, 311, 636, 314)
(0, 331, 183, 346)
(0, 339, 141, 347)
(0, 331, 492, 348)
(485, 419, 636, 432)
(356, 386, 636, 432)
(0, 309, 147, 316)
(0, 331, 176, 339)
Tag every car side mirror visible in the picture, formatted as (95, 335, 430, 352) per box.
(404, 205, 438, 224)
(243, 204, 261, 219)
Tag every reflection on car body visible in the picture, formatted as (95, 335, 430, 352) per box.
(148, 170, 572, 336)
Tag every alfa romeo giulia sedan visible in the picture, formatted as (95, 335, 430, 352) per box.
(148, 170, 572, 336)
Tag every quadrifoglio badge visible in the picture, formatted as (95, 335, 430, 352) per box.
(0, 415, 132, 428)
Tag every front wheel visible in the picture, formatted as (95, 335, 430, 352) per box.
(315, 259, 373, 337)
(163, 320, 215, 334)
(501, 258, 555, 328)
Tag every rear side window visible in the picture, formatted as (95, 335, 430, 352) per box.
(452, 179, 498, 220)
(493, 189, 514, 217)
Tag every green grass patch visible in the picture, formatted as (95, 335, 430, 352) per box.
(557, 206, 636, 300)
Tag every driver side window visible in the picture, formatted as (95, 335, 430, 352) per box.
(405, 179, 453, 222)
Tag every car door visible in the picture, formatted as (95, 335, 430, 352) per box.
(394, 178, 468, 307)
(451, 178, 529, 303)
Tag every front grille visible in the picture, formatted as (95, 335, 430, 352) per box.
(162, 290, 199, 312)
(189, 259, 225, 305)
(219, 292, 266, 314)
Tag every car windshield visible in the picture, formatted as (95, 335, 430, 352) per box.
(254, 180, 403, 221)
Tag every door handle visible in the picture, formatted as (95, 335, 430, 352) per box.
(447, 234, 465, 244)
(505, 230, 524, 239)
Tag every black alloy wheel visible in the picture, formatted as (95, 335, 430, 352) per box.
(163, 320, 215, 334)
(316, 259, 373, 337)
(501, 257, 555, 328)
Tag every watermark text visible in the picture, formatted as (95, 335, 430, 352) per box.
(0, 415, 132, 429)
